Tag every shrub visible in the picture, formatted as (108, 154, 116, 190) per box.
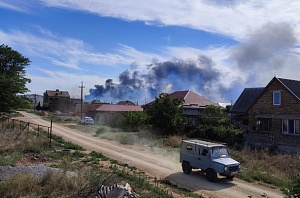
(290, 175, 300, 197)
(0, 151, 21, 166)
(118, 111, 148, 131)
(0, 172, 38, 197)
(187, 125, 243, 146)
(116, 133, 135, 145)
(95, 126, 109, 136)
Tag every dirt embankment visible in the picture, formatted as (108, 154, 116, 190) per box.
(18, 112, 283, 198)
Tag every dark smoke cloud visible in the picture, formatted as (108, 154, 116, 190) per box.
(86, 55, 221, 103)
(86, 22, 298, 104)
(231, 22, 297, 79)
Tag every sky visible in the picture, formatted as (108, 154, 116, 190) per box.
(1, 0, 300, 105)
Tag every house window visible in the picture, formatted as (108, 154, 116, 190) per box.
(282, 119, 300, 135)
(273, 91, 281, 105)
(257, 118, 272, 132)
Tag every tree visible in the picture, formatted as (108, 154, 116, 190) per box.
(200, 105, 231, 126)
(36, 101, 42, 111)
(188, 105, 243, 145)
(118, 111, 148, 131)
(0, 44, 31, 115)
(146, 93, 186, 136)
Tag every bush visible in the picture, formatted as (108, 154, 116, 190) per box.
(187, 125, 243, 146)
(118, 111, 148, 131)
(290, 175, 300, 197)
(0, 172, 38, 197)
(0, 151, 21, 166)
(116, 133, 135, 145)
(95, 126, 109, 136)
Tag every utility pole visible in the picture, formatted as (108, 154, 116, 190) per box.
(34, 93, 37, 112)
(79, 82, 85, 120)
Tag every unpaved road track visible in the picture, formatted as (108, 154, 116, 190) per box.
(18, 112, 283, 198)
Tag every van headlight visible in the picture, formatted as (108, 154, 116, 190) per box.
(224, 166, 228, 171)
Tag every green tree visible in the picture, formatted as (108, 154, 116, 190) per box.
(118, 111, 148, 131)
(0, 45, 31, 115)
(36, 101, 42, 111)
(146, 93, 186, 136)
(201, 105, 231, 126)
(188, 105, 242, 145)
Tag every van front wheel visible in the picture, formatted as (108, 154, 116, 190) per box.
(182, 161, 192, 174)
(206, 169, 217, 182)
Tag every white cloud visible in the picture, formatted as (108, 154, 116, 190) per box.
(27, 68, 110, 98)
(0, 0, 32, 12)
(39, 0, 300, 41)
(0, 29, 165, 70)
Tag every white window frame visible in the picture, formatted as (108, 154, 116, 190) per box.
(282, 119, 300, 135)
(273, 91, 281, 105)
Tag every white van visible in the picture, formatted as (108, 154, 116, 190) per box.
(180, 139, 240, 182)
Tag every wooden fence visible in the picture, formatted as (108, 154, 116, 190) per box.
(0, 117, 53, 147)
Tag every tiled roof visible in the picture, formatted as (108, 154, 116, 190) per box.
(169, 90, 217, 107)
(278, 78, 300, 100)
(143, 90, 217, 108)
(45, 90, 69, 97)
(230, 87, 265, 114)
(88, 104, 103, 111)
(95, 104, 143, 112)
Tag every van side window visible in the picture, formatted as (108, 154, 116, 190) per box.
(200, 148, 208, 156)
(186, 144, 193, 151)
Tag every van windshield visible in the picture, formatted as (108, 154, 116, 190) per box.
(210, 146, 229, 158)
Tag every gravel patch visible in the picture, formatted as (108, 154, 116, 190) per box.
(0, 164, 77, 182)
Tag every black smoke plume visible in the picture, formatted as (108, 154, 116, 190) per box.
(230, 22, 297, 84)
(86, 55, 221, 104)
(86, 22, 298, 104)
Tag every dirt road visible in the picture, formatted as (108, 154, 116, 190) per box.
(18, 112, 283, 198)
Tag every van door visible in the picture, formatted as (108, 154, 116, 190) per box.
(197, 146, 211, 170)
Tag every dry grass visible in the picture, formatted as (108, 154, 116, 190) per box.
(0, 171, 87, 198)
(0, 120, 198, 198)
(232, 147, 300, 187)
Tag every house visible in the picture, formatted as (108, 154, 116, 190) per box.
(142, 90, 218, 127)
(231, 77, 300, 153)
(43, 89, 70, 112)
(88, 104, 143, 125)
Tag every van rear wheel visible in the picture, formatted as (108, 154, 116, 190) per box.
(182, 161, 192, 174)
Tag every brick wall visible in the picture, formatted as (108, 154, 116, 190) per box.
(247, 79, 300, 148)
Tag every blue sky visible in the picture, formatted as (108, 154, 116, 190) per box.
(1, 0, 300, 104)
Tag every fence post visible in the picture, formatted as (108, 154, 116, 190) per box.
(49, 120, 52, 148)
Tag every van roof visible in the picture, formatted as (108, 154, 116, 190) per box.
(182, 139, 225, 147)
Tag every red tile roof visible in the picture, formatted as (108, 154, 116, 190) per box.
(172, 90, 217, 107)
(95, 104, 143, 112)
(143, 90, 217, 108)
